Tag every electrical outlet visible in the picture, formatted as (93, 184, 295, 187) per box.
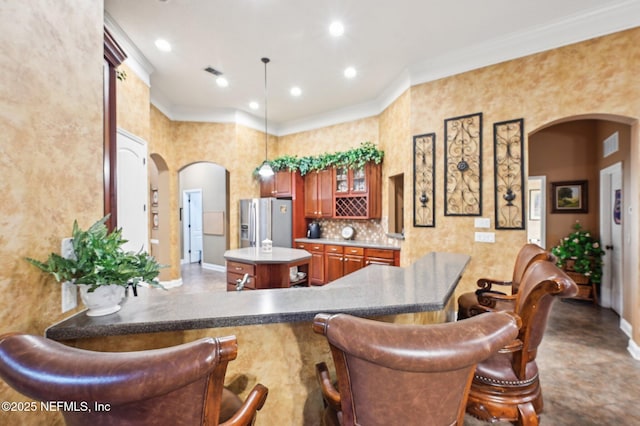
(61, 237, 75, 260)
(61, 281, 77, 312)
(475, 232, 495, 243)
(60, 238, 77, 312)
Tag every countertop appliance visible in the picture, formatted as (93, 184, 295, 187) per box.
(307, 222, 321, 239)
(240, 198, 292, 248)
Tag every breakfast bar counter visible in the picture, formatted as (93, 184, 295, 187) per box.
(45, 251, 469, 426)
(46, 251, 469, 340)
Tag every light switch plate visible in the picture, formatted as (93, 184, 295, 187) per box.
(474, 218, 491, 228)
(61, 281, 77, 312)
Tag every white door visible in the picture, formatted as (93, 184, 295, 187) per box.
(116, 129, 148, 253)
(182, 190, 203, 263)
(527, 176, 546, 249)
(599, 162, 623, 313)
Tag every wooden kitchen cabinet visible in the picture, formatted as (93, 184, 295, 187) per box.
(296, 241, 399, 285)
(226, 258, 310, 291)
(364, 247, 399, 267)
(295, 242, 325, 285)
(259, 170, 306, 244)
(333, 162, 381, 219)
(304, 169, 333, 218)
(260, 170, 302, 198)
(325, 245, 364, 282)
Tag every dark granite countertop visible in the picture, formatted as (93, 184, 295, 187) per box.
(46, 252, 469, 341)
(294, 237, 401, 250)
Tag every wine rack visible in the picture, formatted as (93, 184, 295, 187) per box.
(335, 196, 368, 218)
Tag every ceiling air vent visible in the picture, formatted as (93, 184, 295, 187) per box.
(603, 132, 619, 158)
(204, 66, 223, 76)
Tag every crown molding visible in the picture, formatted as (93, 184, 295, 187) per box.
(104, 12, 154, 86)
(146, 1, 640, 136)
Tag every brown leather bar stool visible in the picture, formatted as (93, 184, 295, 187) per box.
(457, 243, 554, 319)
(0, 333, 268, 426)
(465, 260, 578, 426)
(313, 311, 519, 426)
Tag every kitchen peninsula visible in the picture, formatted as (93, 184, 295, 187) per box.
(223, 246, 311, 291)
(46, 252, 470, 426)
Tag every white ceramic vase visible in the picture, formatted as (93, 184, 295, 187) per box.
(78, 284, 126, 317)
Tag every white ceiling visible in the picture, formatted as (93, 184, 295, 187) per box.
(104, 0, 640, 135)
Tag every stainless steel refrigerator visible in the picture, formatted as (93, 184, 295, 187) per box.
(239, 198, 293, 248)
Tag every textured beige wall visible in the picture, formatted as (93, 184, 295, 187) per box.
(149, 106, 179, 279)
(378, 90, 411, 264)
(409, 28, 640, 307)
(116, 63, 150, 142)
(276, 116, 379, 157)
(0, 1, 104, 424)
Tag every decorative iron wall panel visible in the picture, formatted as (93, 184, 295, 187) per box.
(413, 133, 435, 227)
(444, 112, 482, 216)
(494, 118, 524, 229)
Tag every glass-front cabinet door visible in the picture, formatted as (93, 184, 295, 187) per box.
(351, 167, 366, 192)
(335, 167, 349, 194)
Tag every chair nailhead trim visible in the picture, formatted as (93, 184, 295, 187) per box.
(474, 373, 538, 386)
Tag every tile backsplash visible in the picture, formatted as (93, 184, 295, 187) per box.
(311, 218, 402, 246)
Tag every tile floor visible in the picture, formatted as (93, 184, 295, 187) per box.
(179, 264, 640, 425)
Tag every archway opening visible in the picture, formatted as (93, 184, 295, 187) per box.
(178, 162, 230, 272)
(528, 114, 632, 319)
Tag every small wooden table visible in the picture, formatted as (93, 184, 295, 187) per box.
(224, 247, 311, 291)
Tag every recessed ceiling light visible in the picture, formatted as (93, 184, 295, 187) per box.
(344, 66, 357, 79)
(290, 86, 302, 97)
(216, 77, 229, 87)
(249, 101, 259, 110)
(154, 39, 172, 52)
(329, 21, 344, 37)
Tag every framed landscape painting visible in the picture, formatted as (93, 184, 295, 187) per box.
(551, 180, 588, 213)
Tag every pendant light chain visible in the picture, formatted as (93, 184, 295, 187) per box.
(258, 57, 274, 177)
(263, 57, 270, 161)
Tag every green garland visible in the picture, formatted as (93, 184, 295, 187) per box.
(255, 141, 384, 176)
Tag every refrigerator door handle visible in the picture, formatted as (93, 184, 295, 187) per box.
(249, 202, 256, 246)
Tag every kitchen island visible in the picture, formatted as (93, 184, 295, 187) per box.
(46, 252, 469, 426)
(224, 246, 311, 291)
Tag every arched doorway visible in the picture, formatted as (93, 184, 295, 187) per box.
(178, 162, 230, 271)
(528, 114, 634, 335)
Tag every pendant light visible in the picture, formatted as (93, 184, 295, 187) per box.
(258, 57, 274, 178)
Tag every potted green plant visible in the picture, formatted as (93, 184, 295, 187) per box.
(551, 222, 605, 285)
(26, 216, 164, 316)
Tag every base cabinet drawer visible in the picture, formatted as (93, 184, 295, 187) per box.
(227, 271, 255, 290)
(227, 261, 255, 276)
(364, 248, 399, 266)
